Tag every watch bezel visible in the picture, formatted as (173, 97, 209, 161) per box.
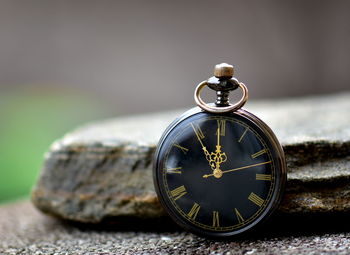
(153, 107, 286, 238)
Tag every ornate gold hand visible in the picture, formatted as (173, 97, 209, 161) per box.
(203, 161, 272, 178)
(202, 127, 228, 178)
(212, 127, 227, 170)
(191, 123, 227, 174)
(203, 127, 226, 178)
(191, 123, 213, 168)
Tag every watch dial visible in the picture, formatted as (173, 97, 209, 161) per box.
(154, 111, 284, 236)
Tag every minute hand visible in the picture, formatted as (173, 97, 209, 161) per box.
(190, 123, 212, 163)
(203, 161, 272, 178)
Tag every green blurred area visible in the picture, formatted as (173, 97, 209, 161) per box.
(0, 88, 111, 204)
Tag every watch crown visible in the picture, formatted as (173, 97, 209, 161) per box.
(214, 63, 234, 78)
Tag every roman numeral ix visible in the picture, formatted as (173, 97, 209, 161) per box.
(166, 167, 182, 174)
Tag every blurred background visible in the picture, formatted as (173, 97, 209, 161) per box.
(0, 0, 349, 203)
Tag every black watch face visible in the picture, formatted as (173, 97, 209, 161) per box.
(154, 111, 285, 237)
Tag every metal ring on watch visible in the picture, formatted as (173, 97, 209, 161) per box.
(194, 80, 249, 113)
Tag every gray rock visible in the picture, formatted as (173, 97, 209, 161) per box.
(1, 201, 350, 255)
(32, 92, 350, 223)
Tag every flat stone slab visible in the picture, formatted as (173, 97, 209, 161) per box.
(32, 92, 350, 223)
(1, 201, 349, 255)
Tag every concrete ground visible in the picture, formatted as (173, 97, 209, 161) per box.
(0, 201, 349, 255)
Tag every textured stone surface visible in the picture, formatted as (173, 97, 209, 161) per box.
(1, 201, 350, 255)
(32, 93, 350, 223)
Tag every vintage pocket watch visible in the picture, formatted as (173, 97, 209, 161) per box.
(153, 63, 286, 238)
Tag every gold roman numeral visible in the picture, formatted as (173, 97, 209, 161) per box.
(238, 128, 248, 143)
(187, 203, 200, 220)
(234, 208, 244, 224)
(166, 167, 182, 174)
(173, 143, 189, 154)
(248, 192, 265, 207)
(212, 211, 220, 227)
(191, 123, 205, 140)
(216, 119, 226, 136)
(170, 185, 187, 201)
(256, 173, 272, 181)
(251, 149, 267, 159)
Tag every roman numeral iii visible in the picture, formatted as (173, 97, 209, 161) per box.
(256, 173, 272, 181)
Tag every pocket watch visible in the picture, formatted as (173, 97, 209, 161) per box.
(153, 63, 286, 238)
